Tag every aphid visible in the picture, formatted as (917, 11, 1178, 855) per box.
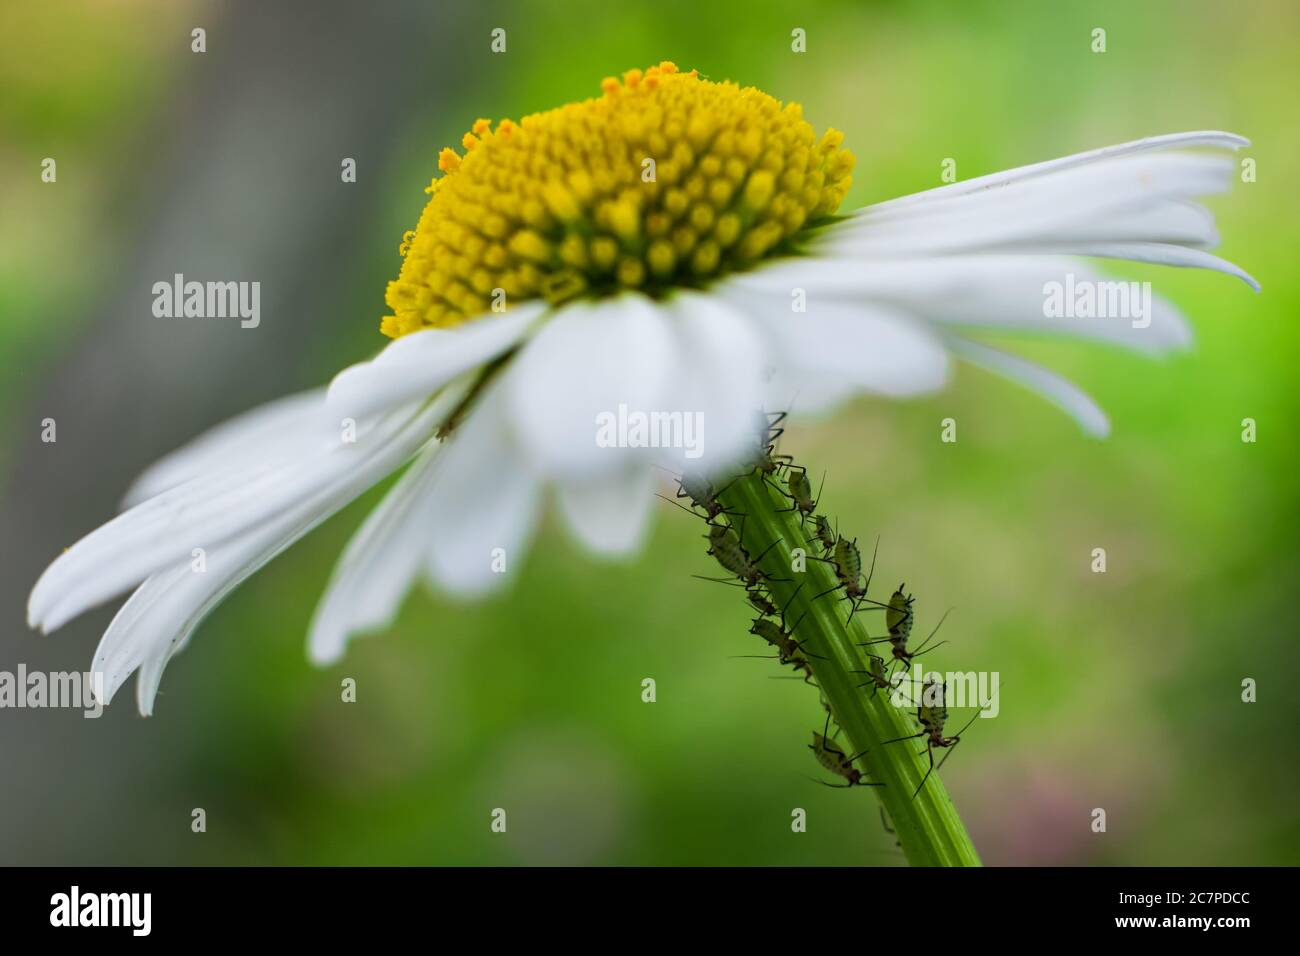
(810, 535, 872, 617)
(748, 599, 818, 680)
(744, 587, 779, 617)
(677, 472, 738, 522)
(701, 523, 788, 589)
(749, 410, 793, 476)
(851, 651, 894, 697)
(883, 677, 982, 800)
(778, 466, 823, 527)
(809, 731, 882, 789)
(859, 587, 949, 670)
(812, 515, 836, 556)
(657, 471, 742, 524)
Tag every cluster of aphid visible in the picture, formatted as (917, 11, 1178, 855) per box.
(666, 411, 980, 809)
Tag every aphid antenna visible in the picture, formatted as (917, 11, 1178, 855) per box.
(934, 711, 986, 774)
(656, 492, 711, 521)
(906, 641, 949, 662)
(910, 606, 953, 652)
(690, 574, 749, 588)
(862, 534, 881, 593)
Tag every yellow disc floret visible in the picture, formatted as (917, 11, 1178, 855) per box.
(381, 62, 855, 338)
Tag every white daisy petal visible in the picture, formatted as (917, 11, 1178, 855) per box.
(425, 386, 543, 597)
(31, 410, 405, 633)
(557, 467, 657, 556)
(858, 131, 1248, 215)
(92, 387, 467, 712)
(35, 387, 461, 634)
(832, 153, 1234, 254)
(1032, 241, 1260, 291)
(661, 291, 768, 473)
(326, 302, 544, 422)
(946, 337, 1110, 437)
(727, 255, 1191, 355)
(122, 388, 330, 508)
(135, 628, 194, 716)
(721, 278, 951, 398)
(308, 438, 445, 666)
(815, 136, 1255, 309)
(505, 294, 677, 480)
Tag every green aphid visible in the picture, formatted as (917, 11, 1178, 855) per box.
(749, 410, 792, 475)
(882, 677, 982, 800)
(852, 651, 893, 697)
(707, 523, 748, 575)
(811, 535, 870, 610)
(705, 522, 785, 589)
(745, 587, 778, 617)
(747, 593, 815, 679)
(809, 732, 881, 789)
(677, 472, 729, 521)
(749, 617, 808, 672)
(859, 585, 949, 667)
(779, 466, 822, 525)
(812, 515, 836, 556)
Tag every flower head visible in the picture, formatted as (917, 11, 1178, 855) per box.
(383, 62, 854, 336)
(27, 65, 1256, 713)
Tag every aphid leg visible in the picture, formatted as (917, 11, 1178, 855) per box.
(880, 730, 926, 746)
(809, 583, 845, 603)
(910, 741, 938, 801)
(750, 536, 786, 565)
(732, 512, 749, 546)
(791, 640, 827, 661)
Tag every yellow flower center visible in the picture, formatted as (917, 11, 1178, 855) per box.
(381, 62, 855, 338)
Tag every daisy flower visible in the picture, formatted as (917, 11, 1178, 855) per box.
(28, 62, 1255, 713)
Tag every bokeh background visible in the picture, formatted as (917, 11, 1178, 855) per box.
(2, 0, 1296, 865)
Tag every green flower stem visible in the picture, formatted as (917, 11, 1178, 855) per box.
(716, 470, 982, 867)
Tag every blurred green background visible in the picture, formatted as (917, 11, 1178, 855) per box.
(2, 0, 1296, 865)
